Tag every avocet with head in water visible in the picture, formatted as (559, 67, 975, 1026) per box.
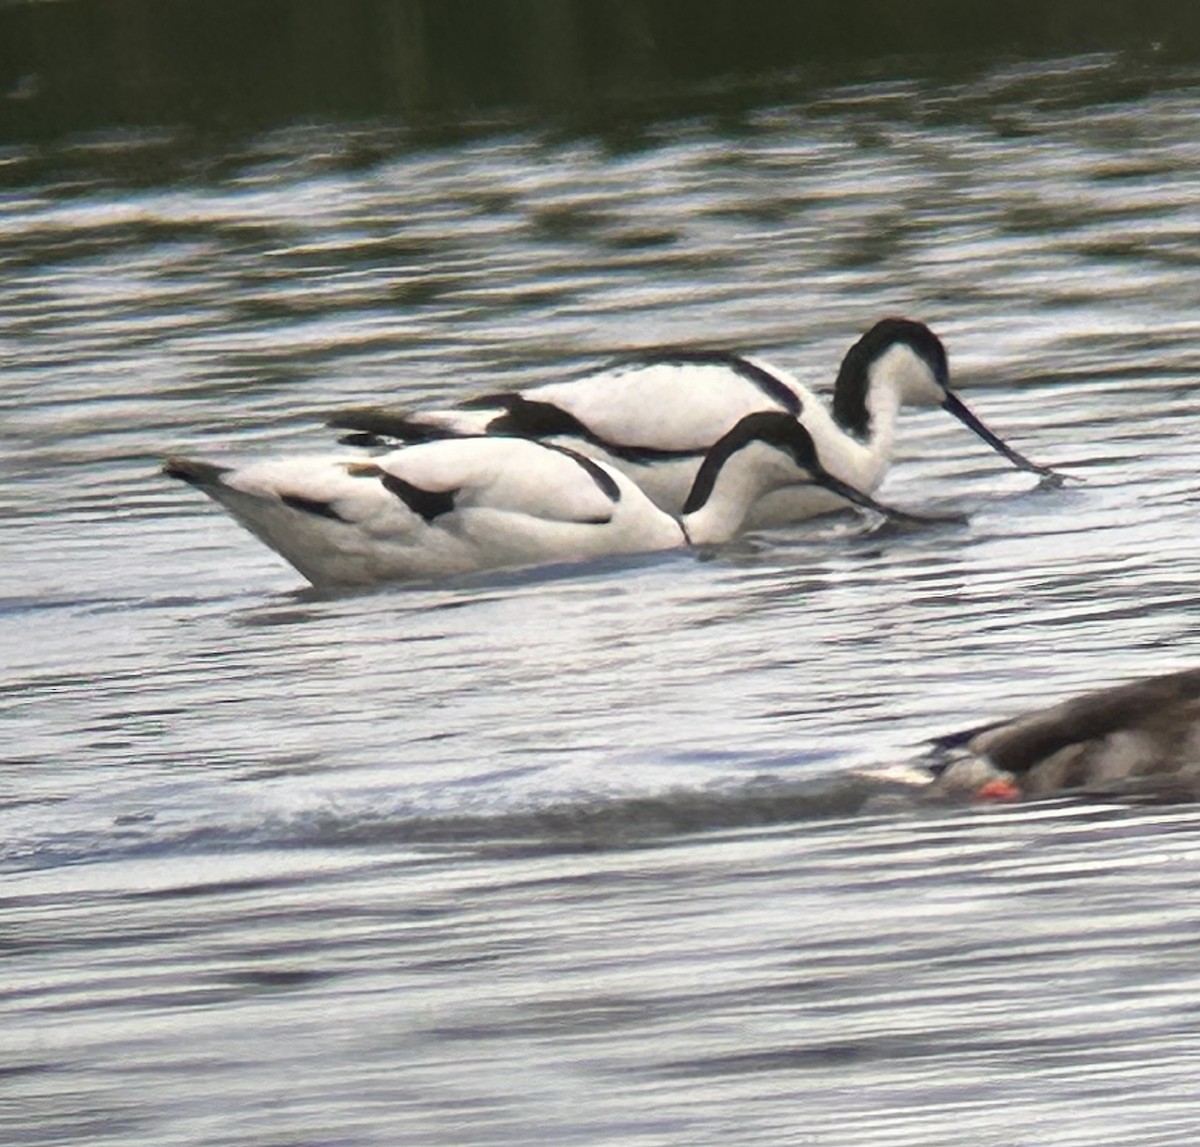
(163, 412, 950, 588)
(328, 318, 1062, 527)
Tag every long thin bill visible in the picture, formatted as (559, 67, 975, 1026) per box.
(941, 392, 1063, 482)
(808, 471, 967, 526)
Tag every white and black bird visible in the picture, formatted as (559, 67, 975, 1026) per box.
(929, 668, 1200, 802)
(163, 411, 948, 589)
(329, 318, 1060, 528)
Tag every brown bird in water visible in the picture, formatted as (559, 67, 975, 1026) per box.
(929, 668, 1200, 802)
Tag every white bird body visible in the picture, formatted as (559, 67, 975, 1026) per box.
(165, 413, 931, 588)
(167, 439, 684, 587)
(401, 359, 788, 449)
(365, 356, 811, 517)
(330, 320, 1057, 529)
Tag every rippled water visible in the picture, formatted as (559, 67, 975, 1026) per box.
(7, 52, 1200, 1145)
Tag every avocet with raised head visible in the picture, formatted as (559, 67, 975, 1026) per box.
(329, 318, 1061, 527)
(164, 412, 947, 588)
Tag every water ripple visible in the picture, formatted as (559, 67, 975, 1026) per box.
(6, 52, 1200, 1147)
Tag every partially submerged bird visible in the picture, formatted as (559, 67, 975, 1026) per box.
(929, 668, 1200, 802)
(164, 411, 947, 588)
(329, 318, 1061, 527)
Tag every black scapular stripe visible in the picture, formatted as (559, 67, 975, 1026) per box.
(486, 394, 591, 439)
(280, 494, 347, 522)
(542, 442, 622, 504)
(458, 392, 509, 411)
(611, 349, 803, 417)
(488, 394, 707, 464)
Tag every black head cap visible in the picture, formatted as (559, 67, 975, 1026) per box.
(729, 410, 823, 469)
(832, 318, 948, 439)
(682, 409, 954, 524)
(682, 412, 825, 515)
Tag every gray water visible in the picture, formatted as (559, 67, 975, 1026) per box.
(6, 52, 1200, 1145)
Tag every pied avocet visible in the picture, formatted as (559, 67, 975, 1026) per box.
(329, 318, 1060, 527)
(164, 411, 949, 588)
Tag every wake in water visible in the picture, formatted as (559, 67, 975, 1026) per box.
(0, 765, 948, 874)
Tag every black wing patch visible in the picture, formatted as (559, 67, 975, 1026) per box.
(162, 456, 231, 488)
(347, 462, 457, 523)
(337, 432, 393, 448)
(327, 406, 463, 444)
(281, 493, 348, 522)
(378, 473, 457, 522)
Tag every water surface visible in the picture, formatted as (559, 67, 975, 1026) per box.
(5, 38, 1200, 1147)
